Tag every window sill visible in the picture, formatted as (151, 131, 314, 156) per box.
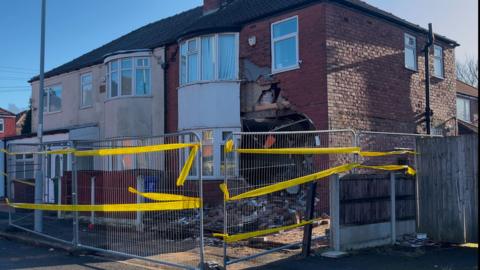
(271, 64, 300, 75)
(178, 79, 241, 89)
(404, 66, 418, 73)
(80, 105, 93, 110)
(44, 110, 62, 115)
(432, 75, 444, 80)
(104, 95, 153, 103)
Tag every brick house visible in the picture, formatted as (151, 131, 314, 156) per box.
(456, 80, 478, 134)
(22, 0, 459, 205)
(0, 108, 16, 139)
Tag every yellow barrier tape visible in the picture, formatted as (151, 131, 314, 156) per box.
(213, 219, 317, 243)
(224, 140, 417, 156)
(359, 150, 417, 157)
(5, 198, 201, 212)
(177, 145, 199, 186)
(74, 143, 198, 157)
(11, 179, 35, 187)
(230, 147, 361, 155)
(0, 148, 76, 156)
(1, 171, 8, 177)
(221, 163, 415, 201)
(128, 187, 201, 203)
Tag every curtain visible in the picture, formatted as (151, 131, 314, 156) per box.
(218, 34, 236, 80)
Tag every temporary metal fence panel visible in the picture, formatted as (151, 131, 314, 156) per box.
(6, 133, 204, 270)
(73, 132, 203, 269)
(0, 140, 4, 198)
(7, 141, 75, 245)
(221, 130, 356, 267)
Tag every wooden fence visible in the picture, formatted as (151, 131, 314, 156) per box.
(417, 135, 478, 243)
(340, 174, 415, 225)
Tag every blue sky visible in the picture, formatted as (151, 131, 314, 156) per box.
(0, 0, 477, 112)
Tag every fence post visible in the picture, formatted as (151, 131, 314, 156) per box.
(71, 141, 79, 247)
(90, 176, 95, 225)
(135, 175, 144, 232)
(390, 172, 396, 244)
(329, 174, 340, 251)
(302, 181, 317, 257)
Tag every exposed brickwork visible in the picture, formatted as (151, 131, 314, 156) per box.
(0, 117, 16, 138)
(239, 3, 329, 130)
(324, 3, 457, 133)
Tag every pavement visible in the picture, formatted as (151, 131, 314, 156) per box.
(252, 245, 478, 270)
(0, 207, 478, 270)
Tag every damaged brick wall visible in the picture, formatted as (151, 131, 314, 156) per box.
(324, 3, 457, 133)
(239, 2, 329, 130)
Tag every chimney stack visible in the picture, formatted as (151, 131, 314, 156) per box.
(203, 0, 233, 15)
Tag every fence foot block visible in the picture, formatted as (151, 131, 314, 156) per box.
(320, 251, 348, 258)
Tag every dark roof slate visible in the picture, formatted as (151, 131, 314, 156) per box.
(30, 0, 459, 82)
(0, 107, 16, 117)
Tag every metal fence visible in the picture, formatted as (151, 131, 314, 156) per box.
(221, 130, 356, 268)
(3, 129, 443, 269)
(6, 132, 205, 270)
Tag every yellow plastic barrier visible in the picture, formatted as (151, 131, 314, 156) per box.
(6, 198, 201, 212)
(74, 143, 197, 157)
(220, 163, 415, 201)
(128, 187, 201, 203)
(224, 139, 416, 157)
(213, 219, 318, 243)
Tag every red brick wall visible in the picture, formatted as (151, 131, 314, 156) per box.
(324, 3, 457, 133)
(165, 45, 180, 133)
(239, 3, 329, 130)
(0, 117, 16, 138)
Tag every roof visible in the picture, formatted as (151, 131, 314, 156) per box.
(30, 0, 459, 82)
(456, 80, 478, 98)
(0, 107, 16, 117)
(458, 119, 478, 134)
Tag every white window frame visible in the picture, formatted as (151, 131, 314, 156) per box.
(457, 96, 471, 123)
(271, 16, 300, 74)
(15, 154, 34, 179)
(179, 33, 239, 86)
(43, 84, 62, 113)
(185, 128, 240, 180)
(404, 33, 417, 71)
(107, 56, 151, 99)
(80, 72, 93, 108)
(0, 119, 4, 133)
(433, 44, 444, 79)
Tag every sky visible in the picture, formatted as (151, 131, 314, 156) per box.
(0, 0, 477, 113)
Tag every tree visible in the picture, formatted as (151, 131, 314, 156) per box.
(456, 56, 478, 87)
(21, 99, 32, 135)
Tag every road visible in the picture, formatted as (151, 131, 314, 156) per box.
(0, 236, 150, 270)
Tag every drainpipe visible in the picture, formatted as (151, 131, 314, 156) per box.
(423, 23, 434, 135)
(162, 48, 169, 133)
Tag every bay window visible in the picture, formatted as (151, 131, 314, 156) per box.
(15, 154, 34, 179)
(457, 97, 471, 122)
(43, 85, 62, 113)
(272, 16, 299, 73)
(107, 57, 151, 98)
(180, 33, 238, 85)
(185, 128, 239, 179)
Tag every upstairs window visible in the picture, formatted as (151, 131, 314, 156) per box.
(272, 16, 299, 73)
(180, 33, 238, 86)
(80, 73, 93, 107)
(433, 45, 444, 78)
(107, 57, 151, 98)
(404, 33, 417, 71)
(0, 119, 4, 133)
(457, 97, 471, 122)
(43, 85, 62, 113)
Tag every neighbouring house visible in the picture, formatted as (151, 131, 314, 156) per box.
(0, 107, 16, 139)
(18, 0, 458, 206)
(456, 80, 478, 134)
(15, 110, 29, 135)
